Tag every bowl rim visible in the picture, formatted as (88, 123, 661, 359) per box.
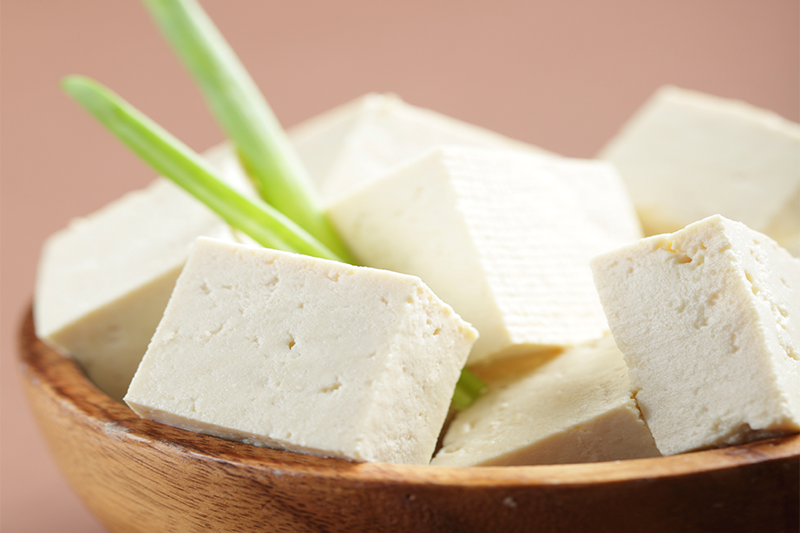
(19, 307, 800, 488)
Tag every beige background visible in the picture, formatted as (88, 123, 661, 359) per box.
(1, 1, 798, 531)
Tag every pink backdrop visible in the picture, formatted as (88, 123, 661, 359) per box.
(1, 1, 798, 531)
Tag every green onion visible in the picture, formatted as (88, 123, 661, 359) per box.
(451, 367, 487, 410)
(141, 0, 355, 264)
(62, 75, 343, 262)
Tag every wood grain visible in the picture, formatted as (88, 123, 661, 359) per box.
(18, 309, 800, 533)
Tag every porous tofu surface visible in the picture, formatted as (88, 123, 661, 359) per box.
(599, 85, 800, 253)
(330, 145, 640, 365)
(125, 238, 477, 465)
(592, 215, 800, 455)
(432, 334, 660, 467)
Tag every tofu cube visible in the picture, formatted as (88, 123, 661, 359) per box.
(599, 86, 800, 255)
(591, 215, 800, 455)
(34, 143, 255, 401)
(124, 238, 477, 465)
(288, 93, 551, 205)
(329, 145, 641, 365)
(432, 334, 660, 466)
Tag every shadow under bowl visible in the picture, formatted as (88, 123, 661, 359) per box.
(18, 310, 800, 533)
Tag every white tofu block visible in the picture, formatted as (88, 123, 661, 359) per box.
(591, 215, 800, 455)
(288, 93, 552, 205)
(34, 145, 254, 401)
(125, 238, 477, 465)
(329, 145, 640, 365)
(598, 86, 800, 253)
(432, 335, 660, 466)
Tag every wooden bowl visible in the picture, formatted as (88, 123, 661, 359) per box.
(18, 309, 800, 533)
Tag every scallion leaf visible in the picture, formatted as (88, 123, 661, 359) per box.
(451, 368, 487, 410)
(141, 0, 355, 264)
(62, 75, 343, 263)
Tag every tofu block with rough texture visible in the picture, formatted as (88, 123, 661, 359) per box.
(591, 215, 800, 455)
(432, 334, 660, 466)
(288, 93, 552, 205)
(125, 238, 477, 465)
(598, 86, 800, 255)
(330, 145, 641, 365)
(34, 145, 254, 402)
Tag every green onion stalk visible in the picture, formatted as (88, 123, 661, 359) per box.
(62, 0, 485, 409)
(141, 0, 354, 264)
